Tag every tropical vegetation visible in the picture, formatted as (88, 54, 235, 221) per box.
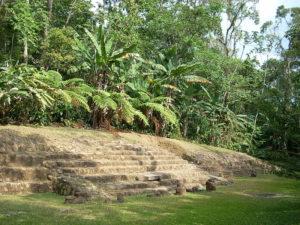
(0, 0, 299, 158)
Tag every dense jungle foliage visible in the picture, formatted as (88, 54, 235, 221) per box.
(0, 0, 299, 157)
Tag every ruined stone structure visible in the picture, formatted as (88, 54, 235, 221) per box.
(0, 129, 210, 202)
(0, 127, 275, 203)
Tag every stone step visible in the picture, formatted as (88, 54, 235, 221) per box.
(83, 172, 174, 184)
(60, 164, 189, 175)
(0, 153, 44, 166)
(43, 159, 185, 168)
(0, 167, 49, 182)
(0, 153, 88, 166)
(158, 179, 180, 187)
(185, 183, 206, 191)
(103, 181, 160, 190)
(0, 181, 52, 194)
(84, 174, 132, 183)
(1, 152, 177, 165)
(31, 151, 174, 162)
(44, 153, 83, 160)
(164, 169, 209, 184)
(58, 149, 173, 156)
(108, 186, 175, 197)
(80, 154, 179, 161)
(90, 150, 174, 156)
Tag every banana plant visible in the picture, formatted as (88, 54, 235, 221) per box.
(74, 26, 139, 128)
(74, 26, 136, 90)
(139, 48, 211, 97)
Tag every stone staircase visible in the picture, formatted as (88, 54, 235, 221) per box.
(0, 141, 210, 201)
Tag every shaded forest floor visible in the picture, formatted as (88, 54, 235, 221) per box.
(0, 175, 299, 225)
(270, 156, 300, 178)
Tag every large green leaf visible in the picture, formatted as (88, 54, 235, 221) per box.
(170, 63, 200, 77)
(85, 28, 102, 59)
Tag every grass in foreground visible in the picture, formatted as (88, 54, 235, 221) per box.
(0, 175, 299, 225)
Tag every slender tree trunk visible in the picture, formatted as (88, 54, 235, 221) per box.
(92, 106, 99, 128)
(23, 0, 30, 64)
(23, 38, 28, 64)
(48, 0, 53, 20)
(282, 59, 292, 151)
(223, 91, 229, 107)
(45, 0, 53, 37)
(183, 117, 189, 137)
(65, 13, 72, 27)
(65, 0, 77, 27)
(91, 70, 110, 129)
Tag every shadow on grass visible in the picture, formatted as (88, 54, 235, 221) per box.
(0, 176, 300, 225)
(271, 155, 300, 179)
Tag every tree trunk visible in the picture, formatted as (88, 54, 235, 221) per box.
(92, 107, 111, 130)
(47, 0, 53, 19)
(92, 106, 99, 128)
(65, 0, 77, 27)
(45, 0, 53, 37)
(151, 116, 162, 136)
(23, 0, 30, 64)
(65, 12, 72, 27)
(182, 117, 189, 137)
(23, 38, 28, 64)
(282, 59, 292, 151)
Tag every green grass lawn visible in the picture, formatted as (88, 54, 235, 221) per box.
(0, 175, 299, 225)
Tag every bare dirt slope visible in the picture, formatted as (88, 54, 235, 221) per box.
(0, 125, 275, 202)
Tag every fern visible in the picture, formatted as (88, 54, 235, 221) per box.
(63, 90, 90, 112)
(93, 90, 117, 110)
(112, 92, 148, 125)
(92, 90, 148, 126)
(132, 110, 149, 126)
(130, 91, 177, 126)
(142, 102, 178, 125)
(0, 65, 92, 119)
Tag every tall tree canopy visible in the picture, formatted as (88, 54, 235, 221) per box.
(0, 0, 299, 156)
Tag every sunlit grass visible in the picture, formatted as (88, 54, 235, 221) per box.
(0, 175, 299, 225)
